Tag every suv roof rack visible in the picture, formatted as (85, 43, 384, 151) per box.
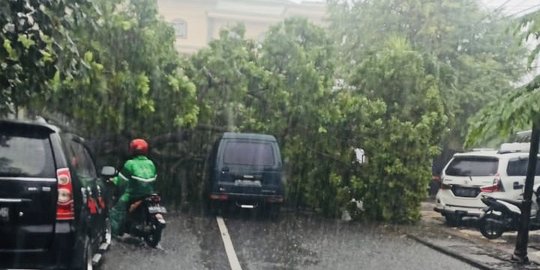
(472, 148, 496, 152)
(499, 142, 530, 154)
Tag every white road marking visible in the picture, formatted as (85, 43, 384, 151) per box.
(216, 216, 243, 270)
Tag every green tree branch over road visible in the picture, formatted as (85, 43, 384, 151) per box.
(0, 0, 529, 223)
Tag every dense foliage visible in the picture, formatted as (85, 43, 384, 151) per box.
(0, 0, 529, 223)
(0, 0, 92, 115)
(188, 19, 445, 222)
(47, 0, 198, 135)
(467, 9, 540, 145)
(330, 0, 525, 150)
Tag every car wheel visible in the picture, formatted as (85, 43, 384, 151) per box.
(74, 236, 94, 270)
(445, 214, 460, 227)
(209, 200, 228, 216)
(268, 204, 281, 220)
(479, 213, 505, 239)
(207, 200, 219, 216)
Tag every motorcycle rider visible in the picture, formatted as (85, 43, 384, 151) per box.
(110, 138, 157, 237)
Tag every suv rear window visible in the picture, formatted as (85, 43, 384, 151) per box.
(0, 130, 55, 177)
(507, 158, 540, 176)
(223, 141, 275, 166)
(445, 157, 499, 176)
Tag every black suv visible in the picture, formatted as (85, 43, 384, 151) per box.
(0, 119, 111, 270)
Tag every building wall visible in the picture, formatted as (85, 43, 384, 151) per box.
(156, 0, 326, 54)
(158, 0, 213, 54)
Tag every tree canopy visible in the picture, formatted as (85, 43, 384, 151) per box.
(0, 0, 92, 115)
(0, 0, 531, 223)
(467, 10, 540, 146)
(330, 0, 526, 150)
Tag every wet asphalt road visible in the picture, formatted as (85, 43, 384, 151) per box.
(100, 210, 478, 270)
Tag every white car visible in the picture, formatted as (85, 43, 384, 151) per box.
(434, 143, 540, 225)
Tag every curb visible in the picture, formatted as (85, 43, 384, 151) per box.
(420, 202, 540, 267)
(407, 234, 493, 270)
(437, 225, 540, 266)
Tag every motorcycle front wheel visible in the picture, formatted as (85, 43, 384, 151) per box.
(479, 213, 505, 239)
(144, 225, 163, 248)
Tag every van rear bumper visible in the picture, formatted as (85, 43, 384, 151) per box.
(0, 249, 61, 270)
(0, 222, 75, 269)
(210, 192, 284, 204)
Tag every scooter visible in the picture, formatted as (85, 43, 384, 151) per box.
(124, 194, 167, 248)
(478, 187, 540, 239)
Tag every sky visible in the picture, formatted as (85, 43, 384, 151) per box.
(481, 0, 540, 16)
(290, 0, 540, 15)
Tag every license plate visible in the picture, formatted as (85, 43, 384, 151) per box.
(0, 207, 9, 222)
(453, 187, 479, 197)
(148, 206, 167, 214)
(234, 180, 262, 187)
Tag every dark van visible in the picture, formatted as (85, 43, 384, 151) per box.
(207, 132, 284, 214)
(0, 118, 111, 270)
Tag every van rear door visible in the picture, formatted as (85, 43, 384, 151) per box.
(219, 140, 282, 195)
(0, 123, 57, 250)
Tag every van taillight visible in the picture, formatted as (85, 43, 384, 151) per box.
(56, 168, 75, 220)
(480, 174, 504, 193)
(210, 194, 229, 201)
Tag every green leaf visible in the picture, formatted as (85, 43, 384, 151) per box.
(3, 39, 16, 59)
(84, 51, 94, 62)
(17, 34, 35, 49)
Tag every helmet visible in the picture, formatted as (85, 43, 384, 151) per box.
(129, 139, 149, 156)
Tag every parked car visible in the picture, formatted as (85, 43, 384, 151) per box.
(429, 149, 459, 197)
(0, 118, 111, 270)
(205, 132, 284, 216)
(434, 143, 540, 226)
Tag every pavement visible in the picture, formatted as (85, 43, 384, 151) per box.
(97, 201, 540, 269)
(99, 208, 480, 269)
(404, 201, 540, 269)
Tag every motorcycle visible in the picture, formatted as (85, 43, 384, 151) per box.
(124, 194, 167, 247)
(478, 189, 540, 239)
(102, 167, 167, 248)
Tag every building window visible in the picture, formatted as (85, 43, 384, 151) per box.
(172, 19, 187, 39)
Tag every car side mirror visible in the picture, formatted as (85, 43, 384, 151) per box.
(100, 166, 117, 177)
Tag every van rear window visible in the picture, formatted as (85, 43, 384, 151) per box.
(223, 141, 275, 166)
(0, 130, 55, 177)
(507, 158, 540, 176)
(445, 157, 498, 176)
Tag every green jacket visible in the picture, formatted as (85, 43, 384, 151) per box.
(113, 155, 157, 200)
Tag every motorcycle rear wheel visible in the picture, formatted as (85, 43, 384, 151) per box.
(144, 226, 163, 248)
(479, 213, 505, 239)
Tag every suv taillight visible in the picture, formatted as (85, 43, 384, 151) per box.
(440, 177, 451, 189)
(480, 174, 504, 193)
(56, 168, 75, 220)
